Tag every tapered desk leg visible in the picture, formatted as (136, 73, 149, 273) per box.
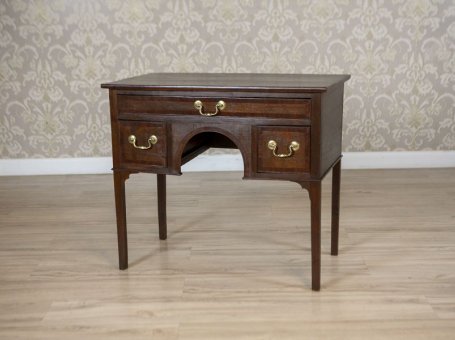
(331, 159, 341, 256)
(309, 181, 322, 291)
(157, 174, 167, 240)
(113, 171, 128, 270)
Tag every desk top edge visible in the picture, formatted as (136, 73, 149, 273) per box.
(101, 73, 350, 92)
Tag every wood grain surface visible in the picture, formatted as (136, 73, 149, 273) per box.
(101, 73, 350, 92)
(256, 126, 311, 173)
(117, 95, 312, 119)
(0, 169, 454, 339)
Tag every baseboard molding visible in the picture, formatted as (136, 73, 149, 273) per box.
(342, 151, 455, 169)
(1, 151, 454, 176)
(0, 157, 113, 176)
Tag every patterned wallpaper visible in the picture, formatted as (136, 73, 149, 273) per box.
(1, 0, 454, 159)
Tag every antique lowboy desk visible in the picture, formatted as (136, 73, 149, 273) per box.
(101, 73, 350, 291)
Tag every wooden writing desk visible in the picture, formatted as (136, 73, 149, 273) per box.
(102, 73, 350, 291)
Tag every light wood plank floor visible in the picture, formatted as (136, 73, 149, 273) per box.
(0, 169, 454, 339)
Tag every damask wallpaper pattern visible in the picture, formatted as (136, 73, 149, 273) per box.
(1, 0, 454, 158)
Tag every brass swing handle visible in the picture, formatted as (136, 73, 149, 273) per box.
(194, 100, 226, 116)
(267, 140, 300, 158)
(128, 134, 158, 150)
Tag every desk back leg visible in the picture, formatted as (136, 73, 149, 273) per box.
(114, 171, 129, 270)
(157, 174, 167, 240)
(331, 159, 341, 256)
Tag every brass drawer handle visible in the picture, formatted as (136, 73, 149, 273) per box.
(128, 134, 158, 150)
(194, 100, 226, 116)
(267, 140, 300, 158)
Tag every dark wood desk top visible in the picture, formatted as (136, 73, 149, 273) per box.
(101, 73, 350, 93)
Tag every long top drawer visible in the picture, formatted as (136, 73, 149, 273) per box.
(117, 95, 311, 120)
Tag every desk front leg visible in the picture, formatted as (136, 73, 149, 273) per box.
(309, 181, 322, 291)
(113, 170, 129, 270)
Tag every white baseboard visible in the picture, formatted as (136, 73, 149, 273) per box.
(0, 157, 113, 176)
(341, 151, 455, 169)
(0, 151, 454, 176)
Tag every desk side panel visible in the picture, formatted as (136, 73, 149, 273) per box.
(319, 84, 345, 176)
(109, 89, 121, 169)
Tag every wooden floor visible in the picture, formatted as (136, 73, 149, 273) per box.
(0, 169, 454, 339)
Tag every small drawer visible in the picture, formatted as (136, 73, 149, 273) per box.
(117, 95, 311, 120)
(256, 126, 310, 173)
(118, 121, 167, 167)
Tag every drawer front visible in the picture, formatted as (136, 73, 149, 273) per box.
(256, 126, 310, 173)
(118, 95, 311, 119)
(118, 121, 167, 167)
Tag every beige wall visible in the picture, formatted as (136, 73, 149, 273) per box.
(1, 0, 454, 159)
